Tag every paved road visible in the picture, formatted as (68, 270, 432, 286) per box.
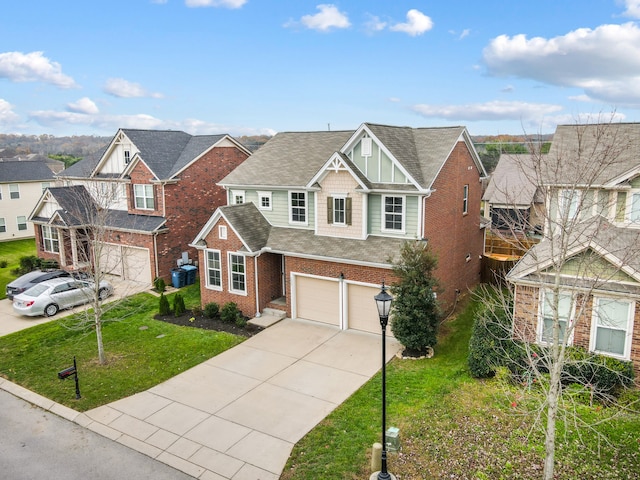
(0, 389, 195, 480)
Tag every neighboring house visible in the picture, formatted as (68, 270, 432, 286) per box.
(482, 154, 543, 259)
(507, 122, 640, 379)
(30, 129, 251, 285)
(0, 160, 56, 241)
(192, 122, 487, 335)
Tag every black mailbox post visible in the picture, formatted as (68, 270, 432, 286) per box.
(58, 356, 81, 399)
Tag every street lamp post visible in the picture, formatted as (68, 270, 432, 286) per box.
(374, 282, 394, 480)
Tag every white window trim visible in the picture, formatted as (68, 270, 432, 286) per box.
(232, 190, 245, 205)
(41, 182, 51, 193)
(258, 191, 272, 211)
(0, 217, 6, 233)
(42, 225, 60, 253)
(463, 184, 469, 215)
(289, 191, 308, 225)
(133, 184, 154, 210)
(333, 194, 347, 226)
(218, 225, 227, 240)
(9, 184, 19, 200)
(381, 195, 406, 234)
(537, 289, 576, 346)
(0, 185, 2, 200)
(559, 189, 581, 221)
(205, 249, 223, 291)
(16, 216, 27, 231)
(627, 190, 640, 224)
(589, 296, 635, 360)
(228, 253, 247, 295)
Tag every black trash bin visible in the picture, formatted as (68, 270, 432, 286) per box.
(171, 268, 186, 288)
(182, 265, 197, 285)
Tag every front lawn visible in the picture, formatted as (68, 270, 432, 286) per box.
(280, 293, 640, 479)
(0, 238, 36, 299)
(0, 288, 245, 411)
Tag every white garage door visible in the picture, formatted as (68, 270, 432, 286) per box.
(122, 246, 152, 285)
(346, 283, 383, 334)
(295, 276, 340, 326)
(98, 243, 151, 285)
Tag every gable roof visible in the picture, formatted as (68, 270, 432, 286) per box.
(219, 123, 484, 191)
(220, 203, 272, 252)
(33, 185, 98, 227)
(0, 160, 55, 182)
(59, 129, 248, 181)
(220, 130, 353, 187)
(482, 153, 541, 206)
(507, 216, 640, 289)
(542, 122, 640, 187)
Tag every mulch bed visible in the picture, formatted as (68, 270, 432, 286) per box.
(154, 310, 263, 338)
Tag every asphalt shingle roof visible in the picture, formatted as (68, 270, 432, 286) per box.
(482, 154, 541, 206)
(220, 203, 272, 252)
(0, 160, 55, 182)
(219, 123, 470, 191)
(543, 122, 640, 186)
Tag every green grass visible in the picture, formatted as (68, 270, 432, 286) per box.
(280, 294, 640, 480)
(0, 288, 244, 411)
(0, 238, 36, 299)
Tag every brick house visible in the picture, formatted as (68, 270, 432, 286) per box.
(191, 123, 487, 335)
(507, 123, 640, 379)
(29, 128, 250, 285)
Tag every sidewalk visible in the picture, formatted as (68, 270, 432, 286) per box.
(1, 318, 400, 479)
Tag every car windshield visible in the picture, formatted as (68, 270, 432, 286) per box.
(22, 283, 49, 297)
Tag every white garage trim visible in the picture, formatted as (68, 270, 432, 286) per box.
(97, 242, 151, 285)
(292, 273, 384, 334)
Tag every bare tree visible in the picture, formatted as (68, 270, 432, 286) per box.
(56, 181, 144, 365)
(476, 115, 639, 479)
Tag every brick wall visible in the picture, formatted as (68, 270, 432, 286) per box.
(424, 141, 484, 307)
(157, 146, 249, 281)
(197, 217, 257, 316)
(283, 256, 396, 318)
(514, 284, 640, 383)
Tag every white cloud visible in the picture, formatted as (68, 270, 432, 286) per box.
(0, 98, 19, 124)
(28, 108, 276, 137)
(390, 9, 433, 36)
(0, 51, 76, 88)
(364, 14, 387, 34)
(621, 0, 640, 18)
(483, 22, 640, 105)
(103, 78, 164, 99)
(185, 0, 246, 8)
(459, 29, 470, 40)
(67, 97, 99, 115)
(411, 100, 563, 121)
(289, 4, 351, 32)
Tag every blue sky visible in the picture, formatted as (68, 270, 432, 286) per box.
(2, 0, 640, 137)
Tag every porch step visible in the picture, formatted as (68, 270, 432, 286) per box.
(248, 308, 287, 328)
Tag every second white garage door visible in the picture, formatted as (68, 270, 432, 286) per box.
(98, 243, 152, 285)
(294, 275, 385, 334)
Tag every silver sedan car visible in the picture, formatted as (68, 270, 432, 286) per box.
(12, 277, 113, 317)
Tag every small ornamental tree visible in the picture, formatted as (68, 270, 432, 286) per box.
(158, 293, 171, 316)
(390, 240, 440, 355)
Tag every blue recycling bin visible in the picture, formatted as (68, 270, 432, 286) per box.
(182, 265, 197, 285)
(171, 268, 186, 288)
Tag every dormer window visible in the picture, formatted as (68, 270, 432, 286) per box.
(124, 150, 131, 165)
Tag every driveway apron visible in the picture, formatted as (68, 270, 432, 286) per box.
(83, 318, 400, 479)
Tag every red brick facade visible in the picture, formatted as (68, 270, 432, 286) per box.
(514, 284, 640, 383)
(424, 141, 484, 307)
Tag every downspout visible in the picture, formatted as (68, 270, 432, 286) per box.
(254, 254, 261, 317)
(153, 232, 159, 280)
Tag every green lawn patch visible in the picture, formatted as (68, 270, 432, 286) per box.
(0, 291, 244, 411)
(280, 293, 640, 480)
(0, 238, 36, 300)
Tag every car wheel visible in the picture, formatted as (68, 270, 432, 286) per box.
(44, 304, 59, 317)
(98, 288, 110, 301)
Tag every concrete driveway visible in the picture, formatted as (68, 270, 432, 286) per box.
(80, 319, 401, 479)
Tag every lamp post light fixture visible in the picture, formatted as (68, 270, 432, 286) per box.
(373, 282, 395, 480)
